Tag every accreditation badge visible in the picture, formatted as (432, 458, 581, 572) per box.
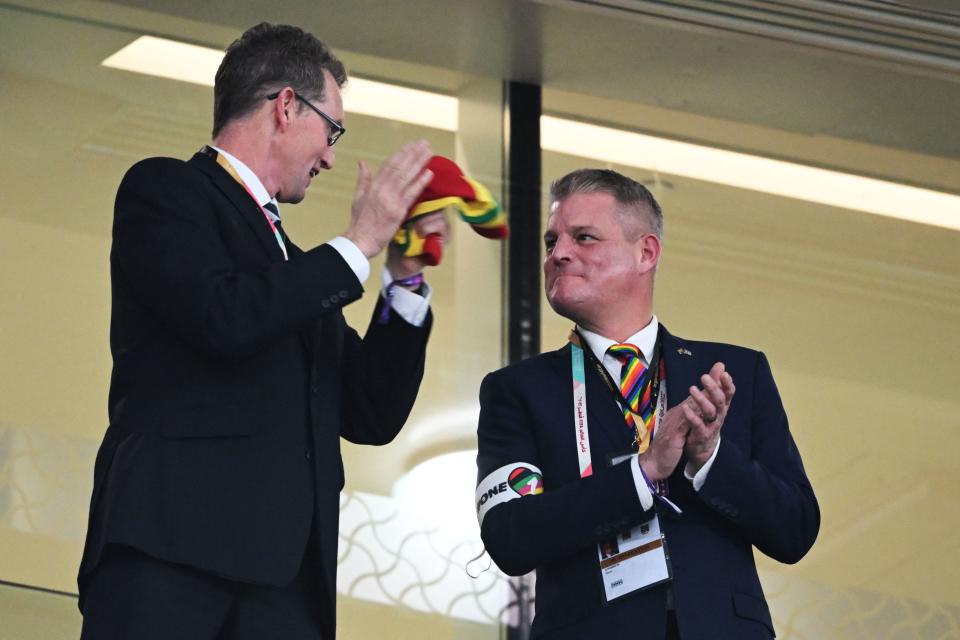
(598, 452, 672, 602)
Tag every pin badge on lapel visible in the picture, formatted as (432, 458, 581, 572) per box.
(677, 348, 693, 356)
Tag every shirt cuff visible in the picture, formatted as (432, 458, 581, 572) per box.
(683, 436, 721, 492)
(327, 236, 370, 284)
(630, 456, 655, 511)
(380, 267, 432, 327)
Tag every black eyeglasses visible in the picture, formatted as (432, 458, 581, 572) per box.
(267, 91, 346, 146)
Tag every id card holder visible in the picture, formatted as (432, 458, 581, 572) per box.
(596, 451, 673, 603)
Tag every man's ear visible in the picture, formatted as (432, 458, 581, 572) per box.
(637, 233, 661, 275)
(272, 87, 295, 130)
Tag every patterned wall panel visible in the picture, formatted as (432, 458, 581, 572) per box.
(0, 423, 957, 639)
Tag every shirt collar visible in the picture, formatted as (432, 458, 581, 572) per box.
(578, 315, 659, 365)
(210, 145, 280, 220)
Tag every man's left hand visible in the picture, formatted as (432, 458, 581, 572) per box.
(683, 362, 736, 472)
(385, 211, 452, 280)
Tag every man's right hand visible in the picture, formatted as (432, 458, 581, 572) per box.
(344, 140, 434, 258)
(638, 400, 692, 482)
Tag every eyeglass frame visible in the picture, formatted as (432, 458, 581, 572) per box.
(266, 91, 346, 146)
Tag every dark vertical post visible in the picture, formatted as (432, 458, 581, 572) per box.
(502, 80, 541, 640)
(504, 81, 542, 367)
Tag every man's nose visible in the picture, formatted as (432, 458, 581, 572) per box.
(321, 146, 335, 170)
(550, 235, 573, 261)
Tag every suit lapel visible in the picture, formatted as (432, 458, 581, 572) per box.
(189, 151, 285, 262)
(190, 151, 317, 355)
(280, 237, 325, 356)
(660, 326, 697, 410)
(660, 325, 707, 490)
(284, 234, 304, 258)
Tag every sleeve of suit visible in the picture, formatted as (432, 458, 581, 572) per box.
(476, 368, 654, 577)
(337, 300, 432, 445)
(112, 158, 366, 361)
(694, 352, 820, 564)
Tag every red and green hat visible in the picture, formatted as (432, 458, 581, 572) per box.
(393, 155, 508, 265)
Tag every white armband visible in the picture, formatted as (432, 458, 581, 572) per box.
(475, 462, 544, 526)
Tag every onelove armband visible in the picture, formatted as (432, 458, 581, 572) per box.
(475, 462, 544, 526)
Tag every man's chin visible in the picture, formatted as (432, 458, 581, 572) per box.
(279, 190, 306, 205)
(546, 292, 585, 324)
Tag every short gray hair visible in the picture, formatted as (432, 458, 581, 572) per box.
(549, 169, 663, 239)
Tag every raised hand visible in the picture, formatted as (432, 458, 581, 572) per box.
(638, 402, 691, 482)
(344, 140, 434, 258)
(684, 362, 735, 471)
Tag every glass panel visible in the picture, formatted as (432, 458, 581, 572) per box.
(540, 89, 960, 637)
(0, 5, 506, 637)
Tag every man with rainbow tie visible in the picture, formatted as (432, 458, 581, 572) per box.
(475, 169, 819, 639)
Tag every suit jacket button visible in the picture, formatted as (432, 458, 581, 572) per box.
(321, 300, 331, 309)
(339, 290, 348, 298)
(305, 449, 312, 461)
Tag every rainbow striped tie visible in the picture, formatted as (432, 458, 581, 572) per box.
(607, 343, 655, 453)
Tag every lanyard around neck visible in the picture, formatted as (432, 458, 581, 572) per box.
(206, 146, 288, 261)
(570, 340, 594, 479)
(569, 328, 666, 478)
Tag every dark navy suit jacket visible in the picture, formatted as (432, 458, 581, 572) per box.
(78, 151, 431, 640)
(477, 326, 818, 639)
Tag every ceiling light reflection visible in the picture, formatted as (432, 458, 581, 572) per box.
(542, 116, 960, 231)
(101, 36, 457, 130)
(101, 35, 222, 87)
(101, 35, 960, 231)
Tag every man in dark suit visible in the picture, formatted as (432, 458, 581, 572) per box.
(78, 23, 447, 639)
(476, 169, 819, 639)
